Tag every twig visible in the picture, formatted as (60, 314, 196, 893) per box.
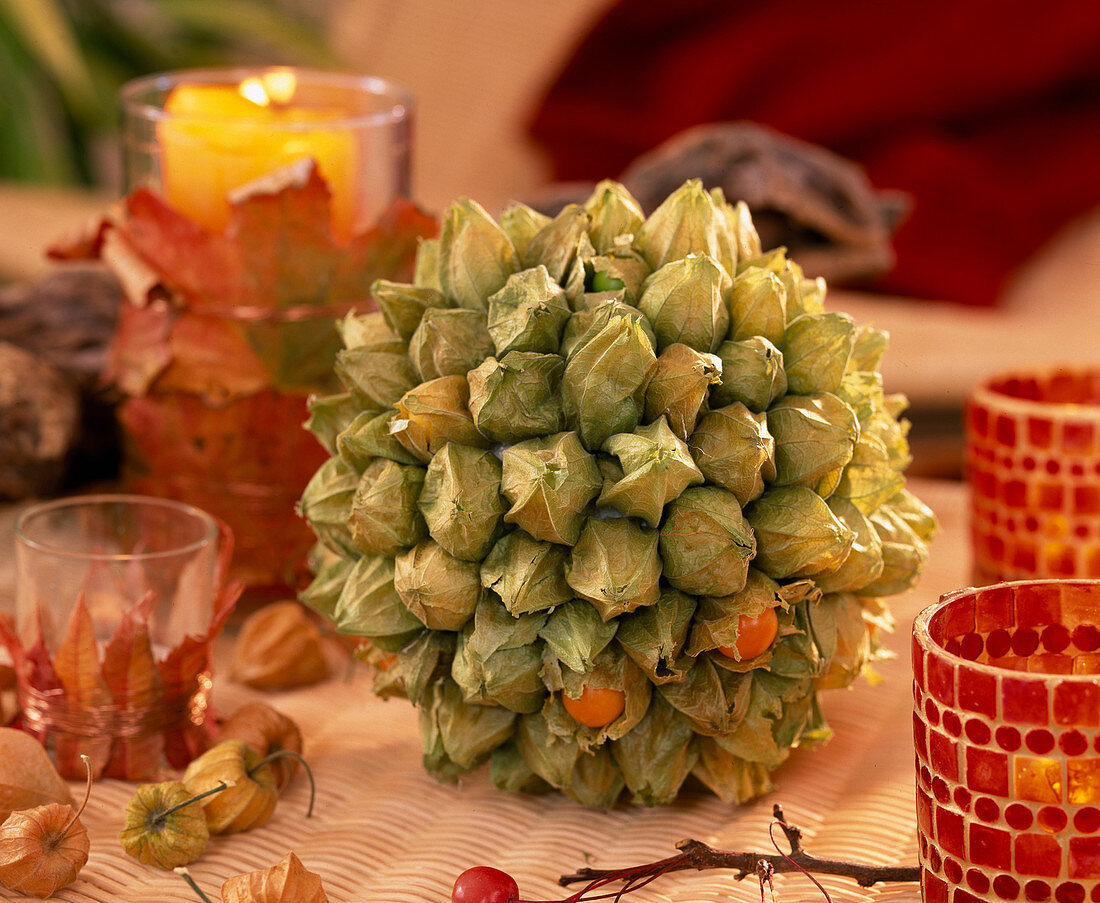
(558, 805, 919, 892)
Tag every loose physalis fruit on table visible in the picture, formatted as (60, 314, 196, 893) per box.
(0, 754, 92, 898)
(299, 178, 937, 806)
(0, 726, 72, 822)
(119, 780, 226, 869)
(182, 739, 315, 835)
(218, 701, 304, 790)
(230, 601, 330, 690)
(177, 851, 330, 903)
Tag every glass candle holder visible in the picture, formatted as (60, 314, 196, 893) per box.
(912, 579, 1100, 903)
(966, 366, 1100, 584)
(111, 68, 426, 595)
(2, 495, 238, 780)
(120, 67, 413, 240)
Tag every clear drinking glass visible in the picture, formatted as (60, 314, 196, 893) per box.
(6, 494, 233, 780)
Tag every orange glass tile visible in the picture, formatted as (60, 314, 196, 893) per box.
(1068, 759, 1100, 804)
(1029, 416, 1055, 449)
(1074, 487, 1100, 516)
(1014, 755, 1064, 803)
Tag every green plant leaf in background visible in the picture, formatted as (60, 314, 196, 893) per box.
(0, 0, 337, 186)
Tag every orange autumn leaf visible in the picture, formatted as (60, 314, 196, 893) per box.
(156, 309, 271, 400)
(51, 595, 114, 778)
(159, 580, 242, 770)
(100, 592, 165, 780)
(118, 188, 243, 307)
(224, 160, 339, 309)
(331, 198, 439, 302)
(221, 852, 328, 903)
(52, 160, 437, 410)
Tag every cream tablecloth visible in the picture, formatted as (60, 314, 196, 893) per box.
(0, 477, 968, 903)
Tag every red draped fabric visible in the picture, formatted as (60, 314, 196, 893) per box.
(529, 0, 1100, 305)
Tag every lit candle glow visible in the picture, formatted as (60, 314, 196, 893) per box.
(158, 69, 358, 239)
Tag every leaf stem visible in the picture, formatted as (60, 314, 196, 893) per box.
(174, 867, 217, 903)
(158, 781, 231, 824)
(60, 754, 93, 838)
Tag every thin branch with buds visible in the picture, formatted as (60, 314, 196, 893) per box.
(557, 804, 920, 899)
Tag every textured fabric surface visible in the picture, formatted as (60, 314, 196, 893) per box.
(0, 478, 967, 902)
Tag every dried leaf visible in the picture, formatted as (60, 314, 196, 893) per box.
(100, 592, 165, 780)
(51, 594, 114, 778)
(159, 580, 242, 770)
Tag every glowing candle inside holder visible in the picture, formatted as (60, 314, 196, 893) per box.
(122, 68, 413, 242)
(111, 69, 422, 596)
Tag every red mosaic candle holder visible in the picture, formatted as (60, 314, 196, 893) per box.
(966, 367, 1100, 585)
(913, 579, 1100, 903)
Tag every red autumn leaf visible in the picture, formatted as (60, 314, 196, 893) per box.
(155, 309, 270, 400)
(103, 299, 175, 397)
(118, 389, 329, 485)
(120, 188, 243, 306)
(225, 159, 340, 309)
(100, 592, 165, 780)
(159, 579, 242, 769)
(51, 594, 114, 778)
(0, 615, 25, 681)
(330, 197, 440, 304)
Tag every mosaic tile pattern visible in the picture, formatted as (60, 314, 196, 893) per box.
(966, 368, 1100, 585)
(913, 580, 1100, 903)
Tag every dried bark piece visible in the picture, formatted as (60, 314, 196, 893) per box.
(0, 342, 80, 499)
(621, 122, 908, 283)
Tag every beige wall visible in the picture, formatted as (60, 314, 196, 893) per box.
(327, 0, 613, 215)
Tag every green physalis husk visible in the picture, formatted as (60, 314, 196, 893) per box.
(300, 178, 935, 808)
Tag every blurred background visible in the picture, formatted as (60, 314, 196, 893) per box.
(1, 0, 1098, 482)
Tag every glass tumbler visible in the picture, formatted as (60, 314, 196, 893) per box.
(4, 494, 236, 780)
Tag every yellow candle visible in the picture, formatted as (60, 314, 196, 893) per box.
(158, 70, 358, 240)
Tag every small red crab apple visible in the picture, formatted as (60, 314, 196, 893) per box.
(452, 866, 520, 903)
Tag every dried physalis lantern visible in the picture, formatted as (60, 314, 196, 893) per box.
(176, 852, 329, 903)
(182, 740, 315, 835)
(0, 754, 91, 898)
(119, 780, 230, 870)
(218, 702, 304, 790)
(0, 726, 72, 821)
(230, 601, 330, 690)
(222, 852, 329, 903)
